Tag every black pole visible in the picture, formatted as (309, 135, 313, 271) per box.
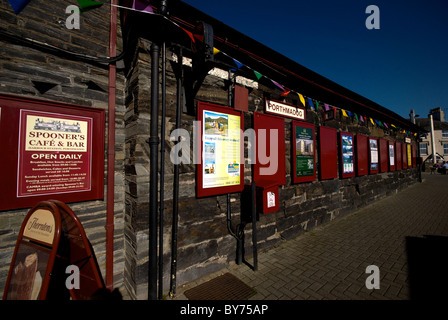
(148, 42, 160, 301)
(158, 41, 166, 300)
(251, 181, 258, 271)
(417, 137, 422, 183)
(158, 0, 168, 301)
(169, 47, 182, 297)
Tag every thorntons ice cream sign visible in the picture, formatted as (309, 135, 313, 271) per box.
(23, 209, 55, 245)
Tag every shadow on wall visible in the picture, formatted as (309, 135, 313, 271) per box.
(406, 235, 448, 300)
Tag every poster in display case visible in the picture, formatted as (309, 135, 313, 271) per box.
(292, 121, 315, 183)
(340, 132, 355, 178)
(389, 141, 396, 171)
(402, 143, 408, 169)
(369, 137, 379, 174)
(196, 101, 244, 197)
(0, 94, 105, 211)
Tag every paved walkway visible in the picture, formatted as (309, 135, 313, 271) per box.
(174, 173, 448, 300)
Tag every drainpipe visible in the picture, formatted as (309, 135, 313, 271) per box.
(169, 47, 182, 298)
(148, 42, 160, 300)
(154, 0, 168, 301)
(158, 40, 166, 301)
(250, 180, 258, 271)
(105, 0, 117, 291)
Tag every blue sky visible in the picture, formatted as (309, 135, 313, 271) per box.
(183, 0, 448, 120)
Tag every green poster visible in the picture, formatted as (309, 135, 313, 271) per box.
(295, 126, 314, 177)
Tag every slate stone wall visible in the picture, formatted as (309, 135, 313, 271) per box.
(123, 38, 419, 299)
(0, 0, 126, 296)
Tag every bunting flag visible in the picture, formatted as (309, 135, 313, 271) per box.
(370, 117, 375, 125)
(132, 0, 153, 12)
(271, 80, 284, 91)
(341, 109, 348, 117)
(324, 104, 330, 111)
(307, 98, 315, 111)
(391, 124, 397, 128)
(179, 27, 195, 43)
(298, 93, 305, 107)
(7, 0, 32, 14)
(360, 115, 364, 122)
(315, 101, 319, 111)
(347, 111, 353, 117)
(230, 59, 244, 71)
(383, 122, 388, 128)
(253, 71, 263, 81)
(281, 88, 291, 97)
(354, 113, 359, 122)
(77, 0, 103, 12)
(213, 47, 220, 55)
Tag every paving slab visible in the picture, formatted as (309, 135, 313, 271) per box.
(174, 173, 448, 300)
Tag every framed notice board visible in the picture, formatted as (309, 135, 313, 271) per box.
(388, 141, 396, 171)
(319, 126, 338, 180)
(0, 94, 105, 211)
(402, 143, 408, 169)
(253, 112, 286, 186)
(356, 134, 368, 176)
(369, 137, 379, 174)
(412, 145, 417, 168)
(292, 121, 315, 183)
(196, 101, 244, 197)
(406, 144, 412, 168)
(340, 132, 355, 178)
(396, 142, 402, 170)
(379, 139, 388, 173)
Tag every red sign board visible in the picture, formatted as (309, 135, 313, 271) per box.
(379, 139, 388, 173)
(0, 94, 105, 211)
(396, 142, 402, 170)
(412, 145, 417, 168)
(356, 135, 368, 176)
(319, 127, 338, 180)
(402, 143, 408, 169)
(253, 112, 286, 186)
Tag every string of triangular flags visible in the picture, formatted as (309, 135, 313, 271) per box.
(7, 0, 417, 137)
(212, 47, 416, 136)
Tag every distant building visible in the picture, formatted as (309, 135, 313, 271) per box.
(415, 107, 448, 164)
